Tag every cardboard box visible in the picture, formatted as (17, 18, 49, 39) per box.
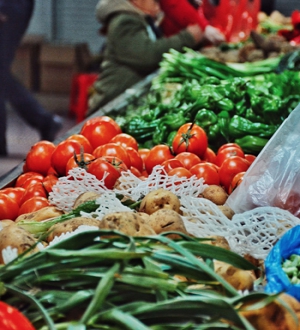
(11, 35, 44, 91)
(40, 43, 92, 94)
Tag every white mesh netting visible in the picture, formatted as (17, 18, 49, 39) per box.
(49, 167, 300, 259)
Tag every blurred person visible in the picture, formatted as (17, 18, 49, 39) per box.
(0, 0, 62, 156)
(160, 0, 225, 45)
(88, 0, 204, 114)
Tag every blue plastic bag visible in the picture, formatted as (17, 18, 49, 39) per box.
(265, 225, 300, 300)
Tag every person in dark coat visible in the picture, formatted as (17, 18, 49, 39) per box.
(0, 0, 62, 156)
(88, 0, 204, 114)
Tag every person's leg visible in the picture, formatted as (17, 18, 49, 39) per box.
(2, 0, 62, 142)
(0, 8, 9, 155)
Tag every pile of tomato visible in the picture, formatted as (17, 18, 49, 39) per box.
(0, 116, 256, 220)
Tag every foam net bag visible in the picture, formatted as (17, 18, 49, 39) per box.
(49, 167, 300, 259)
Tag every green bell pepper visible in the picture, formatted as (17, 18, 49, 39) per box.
(195, 109, 218, 129)
(244, 108, 263, 122)
(218, 111, 231, 141)
(161, 111, 187, 131)
(152, 122, 169, 145)
(125, 117, 161, 140)
(234, 135, 269, 154)
(215, 98, 235, 113)
(207, 123, 221, 141)
(228, 115, 278, 139)
(166, 130, 177, 146)
(235, 99, 247, 116)
(142, 105, 166, 121)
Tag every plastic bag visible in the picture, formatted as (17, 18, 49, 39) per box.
(226, 103, 300, 218)
(202, 0, 259, 42)
(265, 225, 300, 300)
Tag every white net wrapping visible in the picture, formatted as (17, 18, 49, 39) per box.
(226, 207, 300, 259)
(49, 166, 208, 212)
(49, 167, 300, 259)
(80, 192, 133, 219)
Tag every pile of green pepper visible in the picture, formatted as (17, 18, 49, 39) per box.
(116, 70, 300, 154)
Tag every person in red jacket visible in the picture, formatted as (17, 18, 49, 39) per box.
(160, 0, 225, 45)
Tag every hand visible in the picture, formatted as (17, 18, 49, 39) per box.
(186, 24, 204, 44)
(204, 25, 226, 45)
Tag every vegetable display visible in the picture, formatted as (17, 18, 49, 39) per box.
(118, 66, 300, 154)
(1, 26, 300, 329)
(0, 230, 290, 329)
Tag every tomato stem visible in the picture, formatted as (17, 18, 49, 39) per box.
(74, 147, 94, 170)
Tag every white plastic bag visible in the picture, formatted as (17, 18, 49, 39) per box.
(226, 103, 300, 217)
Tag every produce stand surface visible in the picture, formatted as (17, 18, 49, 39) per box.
(0, 72, 155, 190)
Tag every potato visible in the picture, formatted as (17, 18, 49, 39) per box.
(217, 205, 235, 219)
(201, 185, 228, 205)
(139, 189, 181, 215)
(47, 217, 101, 242)
(240, 293, 300, 330)
(100, 212, 156, 236)
(213, 260, 256, 291)
(0, 224, 38, 264)
(148, 209, 188, 239)
(137, 212, 151, 222)
(0, 220, 15, 228)
(73, 191, 101, 209)
(15, 206, 64, 222)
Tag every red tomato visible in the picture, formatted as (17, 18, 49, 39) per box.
(100, 156, 128, 173)
(130, 166, 142, 177)
(110, 133, 138, 150)
(47, 166, 58, 176)
(21, 177, 45, 190)
(85, 116, 122, 134)
(88, 158, 121, 189)
(25, 140, 55, 176)
(145, 145, 174, 174)
(219, 156, 250, 192)
(217, 143, 243, 153)
(42, 174, 59, 194)
(161, 159, 183, 173)
(0, 187, 25, 206)
(65, 152, 95, 174)
(175, 152, 201, 170)
(216, 146, 245, 167)
(18, 197, 50, 216)
(93, 143, 131, 168)
(51, 139, 82, 176)
(140, 169, 149, 178)
(168, 167, 192, 179)
(0, 301, 35, 330)
(20, 181, 48, 205)
(138, 148, 150, 169)
(15, 172, 44, 188)
(126, 147, 143, 172)
(22, 161, 29, 173)
(244, 154, 256, 165)
(80, 119, 119, 150)
(228, 171, 245, 194)
(0, 193, 19, 220)
(66, 134, 93, 154)
(172, 123, 208, 158)
(202, 147, 217, 164)
(190, 162, 220, 185)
